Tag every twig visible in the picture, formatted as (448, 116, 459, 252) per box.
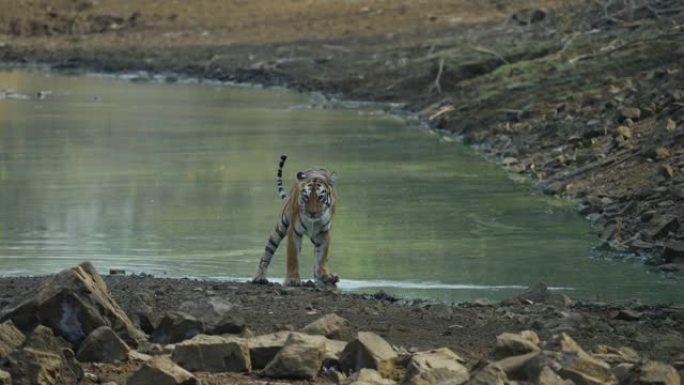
(471, 46, 509, 64)
(432, 57, 445, 95)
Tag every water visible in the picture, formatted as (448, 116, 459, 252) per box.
(1, 69, 682, 304)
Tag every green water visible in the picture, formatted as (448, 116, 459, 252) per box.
(0, 69, 682, 304)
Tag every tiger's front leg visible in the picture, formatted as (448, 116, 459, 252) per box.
(284, 227, 303, 286)
(313, 231, 338, 286)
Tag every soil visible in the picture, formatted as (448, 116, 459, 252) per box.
(1, 272, 683, 384)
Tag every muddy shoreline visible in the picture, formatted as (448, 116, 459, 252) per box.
(0, 265, 683, 384)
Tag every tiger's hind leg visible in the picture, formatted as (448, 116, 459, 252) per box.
(252, 214, 289, 284)
(283, 226, 303, 286)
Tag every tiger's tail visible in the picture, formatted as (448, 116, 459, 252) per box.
(276, 154, 288, 200)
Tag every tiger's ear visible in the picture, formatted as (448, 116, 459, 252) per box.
(330, 171, 337, 187)
(296, 171, 307, 181)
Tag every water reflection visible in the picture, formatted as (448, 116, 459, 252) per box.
(0, 69, 682, 304)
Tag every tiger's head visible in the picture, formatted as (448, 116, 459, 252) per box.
(296, 168, 336, 219)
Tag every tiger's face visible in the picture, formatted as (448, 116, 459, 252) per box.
(297, 169, 336, 219)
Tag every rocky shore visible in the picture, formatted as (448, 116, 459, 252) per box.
(1, 0, 683, 268)
(0, 263, 682, 384)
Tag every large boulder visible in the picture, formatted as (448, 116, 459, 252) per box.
(2, 347, 80, 385)
(0, 263, 142, 347)
(22, 325, 83, 380)
(177, 296, 246, 334)
(172, 334, 251, 372)
(150, 311, 204, 344)
(261, 332, 327, 380)
(547, 333, 615, 385)
(76, 326, 130, 363)
(340, 332, 398, 378)
(127, 356, 198, 385)
(495, 331, 540, 358)
(248, 331, 292, 369)
(403, 348, 469, 385)
(301, 313, 355, 341)
(538, 366, 574, 385)
(0, 321, 25, 358)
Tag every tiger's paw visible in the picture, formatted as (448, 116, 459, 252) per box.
(315, 274, 339, 287)
(251, 275, 270, 285)
(283, 276, 301, 287)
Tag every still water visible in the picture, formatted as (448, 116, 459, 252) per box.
(1, 69, 682, 304)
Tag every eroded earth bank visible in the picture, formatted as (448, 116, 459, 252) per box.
(0, 263, 683, 384)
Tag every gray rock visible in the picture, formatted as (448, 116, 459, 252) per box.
(150, 311, 204, 344)
(0, 321, 25, 358)
(620, 107, 642, 120)
(495, 331, 540, 358)
(340, 332, 398, 377)
(591, 345, 639, 365)
(261, 332, 327, 380)
(3, 347, 80, 385)
(547, 333, 615, 385)
(209, 312, 246, 335)
(76, 326, 130, 363)
(493, 351, 541, 380)
(343, 368, 396, 385)
(504, 283, 571, 306)
(403, 348, 469, 385)
(127, 356, 198, 385)
(631, 361, 680, 385)
(178, 296, 236, 326)
(465, 364, 507, 385)
(172, 334, 250, 372)
(538, 366, 573, 385)
(0, 262, 142, 347)
(301, 313, 354, 341)
(0, 370, 10, 385)
(23, 325, 71, 354)
(248, 331, 291, 369)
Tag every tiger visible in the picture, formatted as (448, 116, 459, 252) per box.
(252, 154, 339, 287)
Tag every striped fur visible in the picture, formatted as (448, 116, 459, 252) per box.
(253, 155, 338, 287)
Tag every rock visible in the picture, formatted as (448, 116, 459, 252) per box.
(0, 370, 10, 385)
(665, 118, 677, 133)
(495, 331, 541, 358)
(547, 333, 615, 385)
(504, 283, 570, 306)
(493, 351, 540, 379)
(660, 165, 674, 179)
(645, 216, 679, 240)
(616, 125, 633, 139)
(261, 332, 327, 380)
(538, 366, 573, 385)
(127, 356, 198, 385)
(208, 312, 246, 335)
(620, 107, 642, 120)
(0, 262, 142, 347)
(465, 364, 507, 385)
(613, 363, 635, 384)
(3, 347, 80, 385)
(178, 296, 236, 327)
(76, 326, 130, 363)
(150, 311, 204, 344)
(301, 313, 354, 341)
(248, 331, 291, 369)
(340, 332, 398, 377)
(631, 361, 680, 385)
(591, 345, 639, 364)
(663, 242, 684, 263)
(0, 321, 25, 358)
(653, 147, 671, 160)
(172, 334, 250, 372)
(325, 339, 347, 365)
(344, 368, 396, 385)
(23, 325, 71, 354)
(616, 309, 642, 321)
(403, 347, 469, 385)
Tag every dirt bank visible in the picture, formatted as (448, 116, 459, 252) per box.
(1, 1, 684, 266)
